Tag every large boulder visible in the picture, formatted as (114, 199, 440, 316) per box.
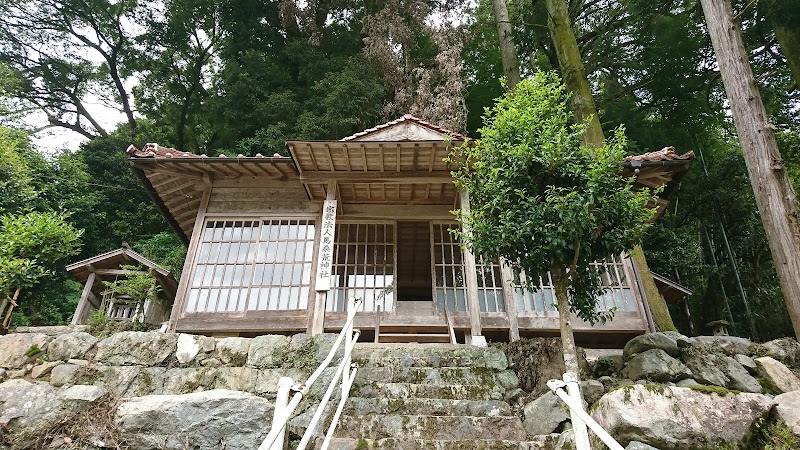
(592, 385, 774, 449)
(95, 332, 178, 366)
(46, 332, 98, 361)
(759, 338, 800, 366)
(0, 333, 52, 369)
(683, 353, 729, 387)
(754, 356, 800, 394)
(773, 391, 800, 437)
(0, 379, 65, 443)
(623, 333, 681, 359)
(691, 336, 754, 356)
(115, 389, 274, 450)
(214, 337, 251, 366)
(719, 355, 762, 393)
(522, 391, 569, 436)
(622, 349, 691, 382)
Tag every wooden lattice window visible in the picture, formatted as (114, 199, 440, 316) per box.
(186, 219, 315, 313)
(432, 223, 507, 313)
(432, 223, 468, 312)
(328, 223, 395, 313)
(514, 254, 637, 313)
(476, 258, 505, 312)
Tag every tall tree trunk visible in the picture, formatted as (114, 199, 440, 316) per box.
(544, 0, 603, 147)
(491, 0, 521, 89)
(544, 0, 676, 331)
(700, 0, 800, 339)
(550, 261, 580, 376)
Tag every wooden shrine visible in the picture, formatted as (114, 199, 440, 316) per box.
(128, 115, 693, 345)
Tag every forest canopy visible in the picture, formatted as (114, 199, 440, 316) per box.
(0, 0, 798, 339)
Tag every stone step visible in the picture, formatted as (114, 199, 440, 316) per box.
(343, 397, 512, 417)
(351, 346, 491, 369)
(350, 382, 505, 401)
(326, 436, 560, 450)
(353, 366, 497, 386)
(336, 414, 527, 441)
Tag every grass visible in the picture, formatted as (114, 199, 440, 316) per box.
(1, 394, 128, 450)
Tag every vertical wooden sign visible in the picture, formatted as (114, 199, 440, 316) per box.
(315, 199, 337, 291)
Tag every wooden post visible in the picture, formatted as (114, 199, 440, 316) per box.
(308, 180, 337, 335)
(500, 260, 520, 341)
(700, 0, 800, 339)
(459, 190, 483, 339)
(71, 272, 97, 325)
(1, 288, 21, 332)
(168, 186, 212, 331)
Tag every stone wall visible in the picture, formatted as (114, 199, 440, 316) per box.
(0, 326, 348, 449)
(2, 326, 800, 450)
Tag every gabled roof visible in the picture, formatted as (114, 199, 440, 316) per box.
(339, 114, 468, 142)
(67, 247, 169, 276)
(66, 246, 179, 303)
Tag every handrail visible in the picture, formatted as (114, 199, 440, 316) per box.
(258, 297, 363, 450)
(547, 373, 624, 450)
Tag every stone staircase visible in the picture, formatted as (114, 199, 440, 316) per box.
(325, 344, 560, 450)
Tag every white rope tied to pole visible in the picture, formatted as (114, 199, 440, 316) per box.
(257, 298, 363, 450)
(547, 377, 624, 450)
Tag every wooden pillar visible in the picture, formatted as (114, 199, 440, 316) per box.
(308, 180, 337, 335)
(500, 261, 520, 341)
(71, 272, 96, 325)
(459, 190, 483, 339)
(168, 185, 212, 332)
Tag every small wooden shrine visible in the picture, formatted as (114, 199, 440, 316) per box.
(67, 245, 178, 325)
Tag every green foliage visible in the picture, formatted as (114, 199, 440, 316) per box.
(451, 72, 657, 324)
(0, 126, 38, 214)
(0, 211, 82, 297)
(132, 232, 186, 280)
(24, 344, 41, 357)
(102, 264, 162, 321)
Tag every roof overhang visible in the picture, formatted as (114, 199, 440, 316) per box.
(651, 272, 693, 303)
(287, 140, 463, 205)
(129, 156, 299, 243)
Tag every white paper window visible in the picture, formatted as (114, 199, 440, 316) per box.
(515, 254, 636, 313)
(186, 219, 315, 313)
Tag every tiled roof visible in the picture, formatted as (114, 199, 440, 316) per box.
(339, 114, 468, 141)
(126, 143, 284, 159)
(127, 143, 199, 159)
(624, 147, 695, 162)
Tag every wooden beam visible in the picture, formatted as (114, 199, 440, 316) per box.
(300, 171, 452, 184)
(71, 272, 96, 325)
(92, 269, 148, 276)
(308, 183, 335, 336)
(459, 190, 483, 339)
(168, 186, 212, 332)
